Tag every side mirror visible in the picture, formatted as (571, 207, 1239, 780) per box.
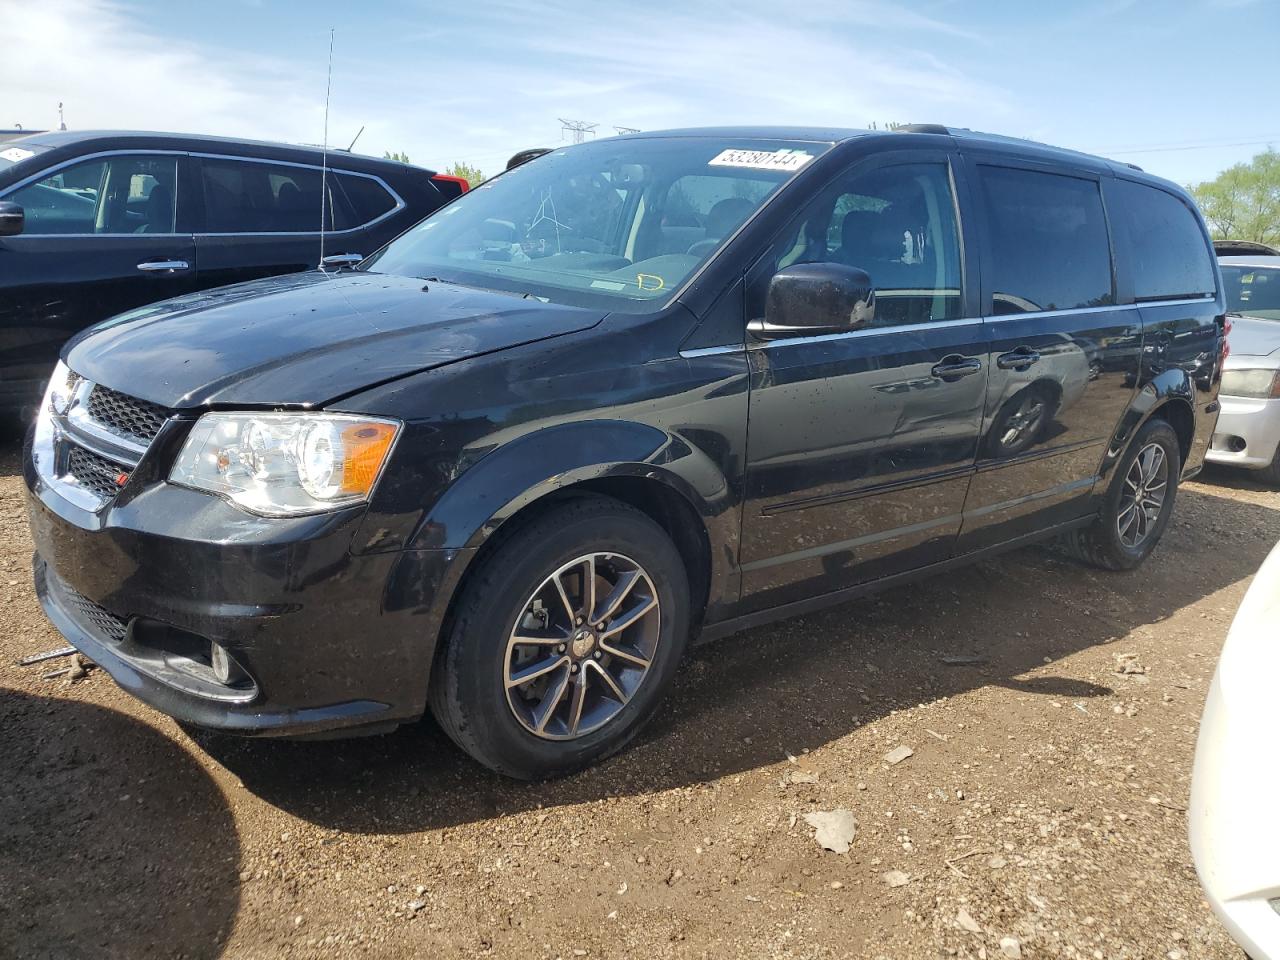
(750, 263, 875, 340)
(0, 201, 24, 237)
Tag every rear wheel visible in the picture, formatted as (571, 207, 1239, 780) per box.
(429, 496, 690, 779)
(1062, 418, 1180, 571)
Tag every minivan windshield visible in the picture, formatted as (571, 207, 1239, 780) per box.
(1223, 264, 1280, 321)
(362, 137, 831, 310)
(0, 141, 49, 174)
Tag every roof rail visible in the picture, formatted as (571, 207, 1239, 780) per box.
(896, 123, 950, 135)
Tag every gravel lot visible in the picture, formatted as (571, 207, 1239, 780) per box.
(1, 435, 1271, 960)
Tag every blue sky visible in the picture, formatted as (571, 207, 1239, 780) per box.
(4, 0, 1278, 184)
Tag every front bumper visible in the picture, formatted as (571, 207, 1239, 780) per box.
(1191, 668, 1280, 959)
(1206, 394, 1280, 470)
(26, 449, 469, 738)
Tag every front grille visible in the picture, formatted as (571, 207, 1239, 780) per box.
(66, 446, 129, 500)
(63, 583, 128, 644)
(86, 385, 170, 444)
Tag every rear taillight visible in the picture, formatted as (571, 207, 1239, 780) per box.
(431, 173, 470, 194)
(1222, 314, 1233, 364)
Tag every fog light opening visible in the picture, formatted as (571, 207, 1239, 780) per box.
(210, 642, 247, 686)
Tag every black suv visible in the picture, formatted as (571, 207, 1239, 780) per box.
(0, 131, 453, 418)
(26, 126, 1224, 779)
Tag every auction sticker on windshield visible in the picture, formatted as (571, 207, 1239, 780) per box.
(0, 147, 34, 163)
(708, 148, 813, 172)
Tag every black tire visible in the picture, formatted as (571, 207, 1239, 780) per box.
(428, 496, 690, 780)
(1062, 417, 1181, 571)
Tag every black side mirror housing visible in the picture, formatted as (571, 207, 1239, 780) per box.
(0, 201, 24, 238)
(750, 263, 875, 339)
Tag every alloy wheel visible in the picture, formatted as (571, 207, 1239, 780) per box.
(1117, 441, 1168, 549)
(504, 552, 661, 740)
(1000, 393, 1047, 449)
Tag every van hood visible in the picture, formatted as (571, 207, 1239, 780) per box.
(65, 271, 608, 408)
(1227, 313, 1280, 359)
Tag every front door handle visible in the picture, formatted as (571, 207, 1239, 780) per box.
(931, 355, 983, 382)
(996, 347, 1041, 370)
(137, 259, 190, 273)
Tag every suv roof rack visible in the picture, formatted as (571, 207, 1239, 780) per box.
(895, 123, 951, 135)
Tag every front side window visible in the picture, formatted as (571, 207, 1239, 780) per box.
(1223, 265, 1280, 320)
(7, 154, 177, 235)
(978, 166, 1113, 314)
(1112, 179, 1215, 301)
(362, 137, 830, 310)
(759, 161, 963, 326)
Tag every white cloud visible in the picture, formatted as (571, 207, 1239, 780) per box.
(0, 0, 1012, 176)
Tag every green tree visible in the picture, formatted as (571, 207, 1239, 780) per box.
(1191, 148, 1280, 244)
(445, 162, 486, 188)
(383, 150, 411, 163)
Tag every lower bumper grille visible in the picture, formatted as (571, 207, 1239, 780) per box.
(60, 579, 128, 644)
(66, 446, 130, 501)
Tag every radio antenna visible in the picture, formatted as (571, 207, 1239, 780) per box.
(319, 27, 334, 270)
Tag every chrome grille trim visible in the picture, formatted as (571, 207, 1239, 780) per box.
(35, 373, 174, 511)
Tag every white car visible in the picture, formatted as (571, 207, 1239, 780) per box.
(1207, 255, 1280, 483)
(1191, 539, 1280, 958)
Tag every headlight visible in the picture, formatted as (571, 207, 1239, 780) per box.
(170, 413, 400, 516)
(1221, 368, 1280, 399)
(43, 360, 80, 416)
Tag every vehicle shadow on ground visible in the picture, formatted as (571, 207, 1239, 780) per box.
(1196, 462, 1278, 493)
(0, 689, 240, 960)
(193, 485, 1277, 834)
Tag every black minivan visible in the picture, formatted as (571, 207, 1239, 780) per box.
(0, 131, 453, 418)
(25, 126, 1224, 779)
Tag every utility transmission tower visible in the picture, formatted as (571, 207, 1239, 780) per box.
(614, 126, 640, 135)
(559, 118, 598, 144)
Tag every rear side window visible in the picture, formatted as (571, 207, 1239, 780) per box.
(1112, 179, 1215, 301)
(199, 159, 395, 234)
(977, 166, 1113, 314)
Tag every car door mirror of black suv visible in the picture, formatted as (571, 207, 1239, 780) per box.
(750, 263, 876, 340)
(0, 201, 24, 237)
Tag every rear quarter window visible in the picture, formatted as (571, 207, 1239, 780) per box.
(1111, 179, 1215, 301)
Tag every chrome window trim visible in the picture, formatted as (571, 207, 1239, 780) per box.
(982, 296, 1213, 323)
(0, 147, 405, 238)
(739, 297, 1216, 352)
(0, 149, 185, 237)
(750, 317, 984, 350)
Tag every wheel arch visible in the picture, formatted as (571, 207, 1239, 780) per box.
(404, 419, 732, 698)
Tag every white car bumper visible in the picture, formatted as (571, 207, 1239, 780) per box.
(1206, 394, 1280, 469)
(1190, 541, 1280, 959)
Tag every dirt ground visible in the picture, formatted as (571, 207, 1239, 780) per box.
(1, 436, 1271, 960)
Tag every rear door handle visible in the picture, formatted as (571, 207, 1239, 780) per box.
(996, 347, 1041, 370)
(930, 355, 983, 382)
(136, 259, 190, 273)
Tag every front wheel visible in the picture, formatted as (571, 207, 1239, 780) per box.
(428, 496, 690, 779)
(1062, 418, 1181, 571)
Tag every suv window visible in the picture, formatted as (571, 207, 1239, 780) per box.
(199, 159, 395, 234)
(977, 166, 1113, 314)
(337, 171, 397, 225)
(761, 161, 963, 326)
(8, 154, 177, 235)
(1113, 179, 1215, 301)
